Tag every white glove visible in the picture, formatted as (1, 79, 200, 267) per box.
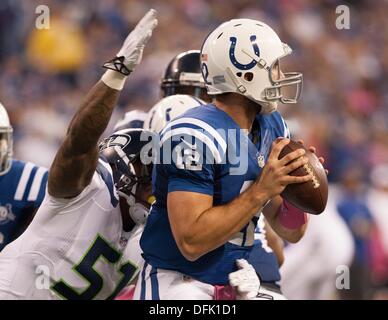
(116, 8, 158, 71)
(229, 259, 261, 300)
(102, 9, 158, 90)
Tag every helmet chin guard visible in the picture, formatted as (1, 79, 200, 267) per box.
(117, 180, 150, 225)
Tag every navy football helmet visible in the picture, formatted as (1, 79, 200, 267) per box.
(99, 128, 157, 224)
(113, 110, 147, 132)
(99, 128, 156, 191)
(161, 50, 211, 102)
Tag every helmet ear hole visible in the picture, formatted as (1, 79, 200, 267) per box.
(236, 72, 242, 77)
(244, 72, 254, 82)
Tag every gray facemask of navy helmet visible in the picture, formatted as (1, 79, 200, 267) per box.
(99, 129, 154, 225)
(113, 161, 152, 225)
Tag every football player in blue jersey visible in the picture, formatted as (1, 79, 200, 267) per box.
(0, 102, 48, 251)
(156, 50, 287, 292)
(135, 18, 326, 300)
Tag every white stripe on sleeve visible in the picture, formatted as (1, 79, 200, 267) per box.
(27, 167, 48, 201)
(161, 117, 227, 154)
(281, 116, 290, 138)
(14, 162, 34, 200)
(160, 127, 223, 164)
(14, 162, 34, 201)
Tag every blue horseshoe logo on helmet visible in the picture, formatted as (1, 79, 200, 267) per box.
(229, 35, 260, 70)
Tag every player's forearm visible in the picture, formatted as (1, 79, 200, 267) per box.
(263, 196, 308, 243)
(178, 188, 269, 261)
(48, 81, 120, 198)
(48, 9, 157, 199)
(66, 81, 120, 155)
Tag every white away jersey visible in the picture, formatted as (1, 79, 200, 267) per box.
(0, 158, 140, 300)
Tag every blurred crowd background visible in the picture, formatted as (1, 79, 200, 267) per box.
(0, 0, 387, 299)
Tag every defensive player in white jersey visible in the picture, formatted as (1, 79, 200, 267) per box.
(0, 9, 158, 300)
(110, 110, 154, 300)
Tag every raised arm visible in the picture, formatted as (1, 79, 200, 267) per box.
(48, 9, 158, 198)
(48, 83, 120, 198)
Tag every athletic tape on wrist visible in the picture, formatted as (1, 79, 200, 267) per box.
(278, 199, 307, 229)
(101, 69, 127, 91)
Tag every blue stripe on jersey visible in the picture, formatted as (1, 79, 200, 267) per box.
(22, 166, 38, 202)
(140, 262, 147, 300)
(150, 267, 160, 300)
(241, 225, 248, 247)
(242, 216, 259, 246)
(96, 160, 119, 208)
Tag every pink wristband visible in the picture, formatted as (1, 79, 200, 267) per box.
(278, 199, 308, 230)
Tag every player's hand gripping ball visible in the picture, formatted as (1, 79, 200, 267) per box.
(279, 140, 328, 215)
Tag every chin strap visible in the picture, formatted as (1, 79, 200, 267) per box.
(225, 66, 277, 115)
(226, 67, 247, 93)
(258, 101, 278, 114)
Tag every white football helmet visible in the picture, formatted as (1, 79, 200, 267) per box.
(200, 19, 303, 114)
(144, 94, 205, 133)
(0, 103, 13, 175)
(114, 109, 147, 131)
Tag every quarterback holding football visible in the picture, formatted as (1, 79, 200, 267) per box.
(135, 18, 327, 300)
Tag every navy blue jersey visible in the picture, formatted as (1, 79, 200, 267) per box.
(249, 218, 281, 283)
(140, 103, 289, 285)
(0, 159, 48, 250)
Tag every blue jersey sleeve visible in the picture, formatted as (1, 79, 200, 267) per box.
(159, 120, 226, 196)
(166, 147, 215, 196)
(270, 111, 290, 139)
